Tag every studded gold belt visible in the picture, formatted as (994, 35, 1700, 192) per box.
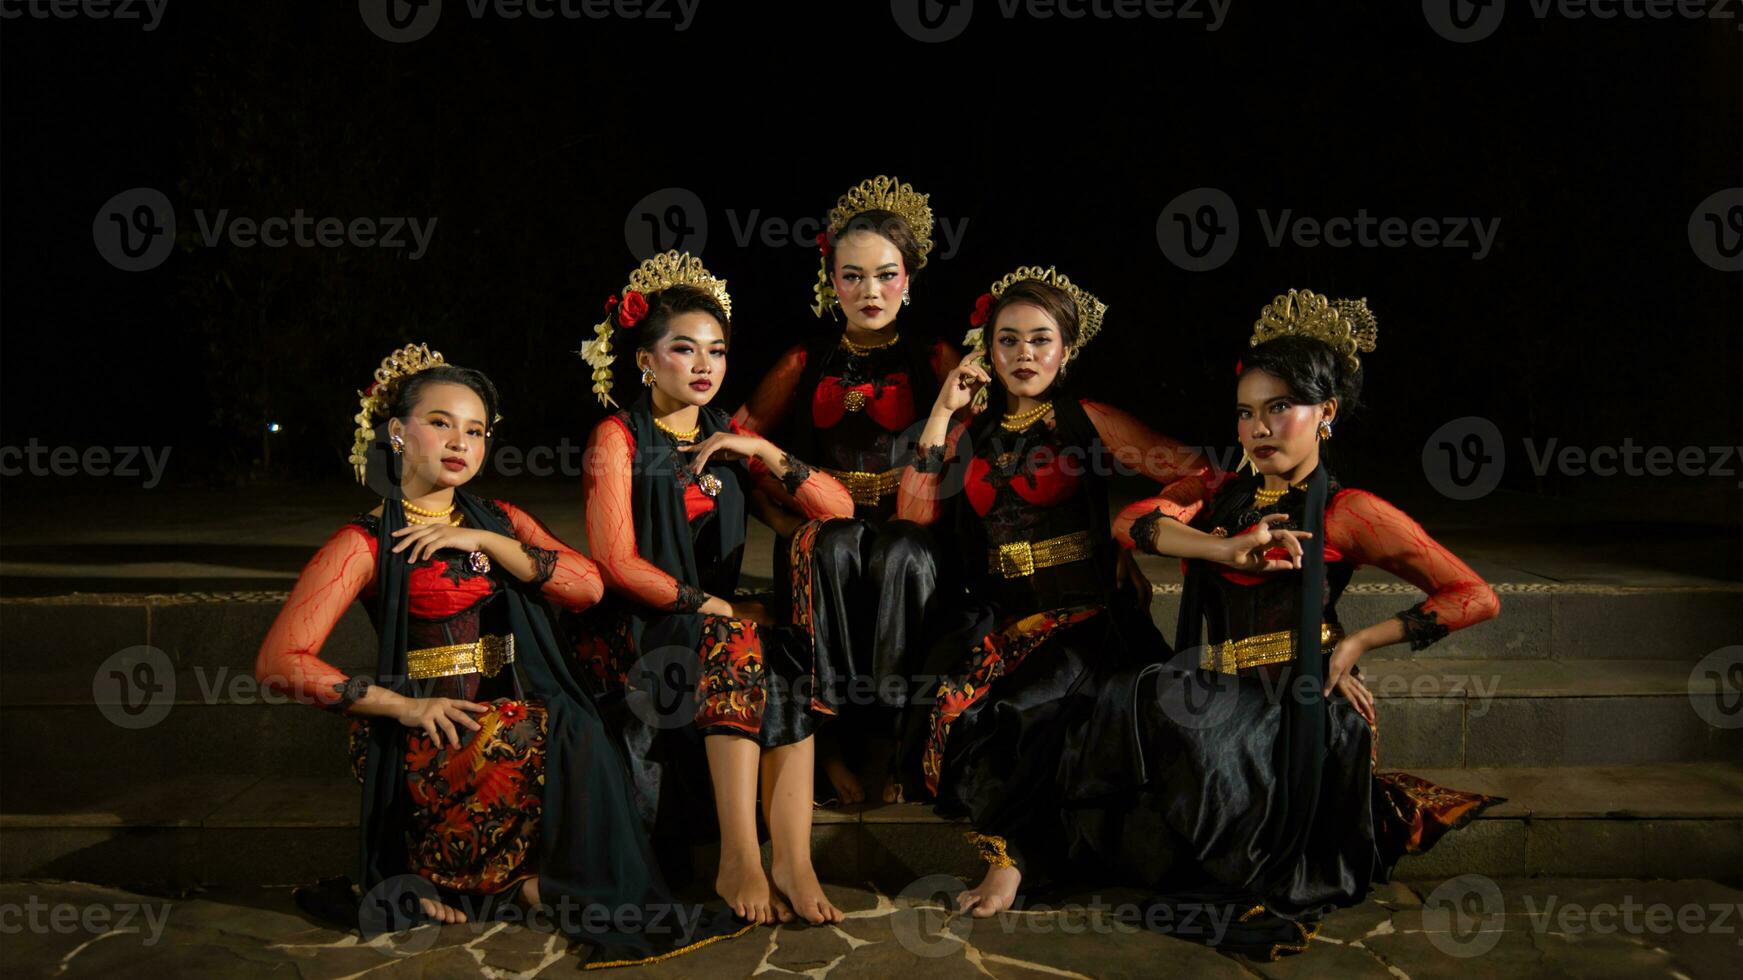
(822, 466, 903, 507)
(406, 634, 515, 680)
(1200, 623, 1342, 674)
(986, 530, 1094, 579)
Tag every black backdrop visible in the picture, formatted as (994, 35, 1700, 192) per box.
(3, 0, 1739, 508)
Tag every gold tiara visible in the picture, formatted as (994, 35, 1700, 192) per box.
(1249, 289, 1378, 372)
(348, 342, 447, 486)
(812, 175, 935, 317)
(579, 251, 732, 408)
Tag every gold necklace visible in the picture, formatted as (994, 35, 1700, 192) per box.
(652, 415, 702, 442)
(402, 499, 455, 519)
(999, 401, 1054, 432)
(402, 504, 462, 526)
(841, 332, 899, 356)
(1252, 481, 1307, 508)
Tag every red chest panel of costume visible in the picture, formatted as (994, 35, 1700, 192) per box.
(685, 482, 716, 522)
(965, 451, 1083, 517)
(812, 373, 915, 432)
(362, 538, 499, 619)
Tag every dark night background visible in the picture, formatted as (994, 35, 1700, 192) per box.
(2, 0, 1739, 513)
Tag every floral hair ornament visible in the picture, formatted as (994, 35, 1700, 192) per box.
(1248, 288, 1378, 373)
(348, 342, 448, 486)
(579, 250, 733, 408)
(811, 175, 934, 318)
(960, 265, 1107, 411)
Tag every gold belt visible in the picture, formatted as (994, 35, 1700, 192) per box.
(1201, 623, 1342, 674)
(987, 530, 1094, 579)
(822, 466, 903, 507)
(406, 634, 515, 680)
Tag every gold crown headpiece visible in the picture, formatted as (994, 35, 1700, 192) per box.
(811, 175, 935, 317)
(579, 250, 732, 408)
(959, 265, 1108, 411)
(348, 342, 448, 486)
(1248, 289, 1378, 372)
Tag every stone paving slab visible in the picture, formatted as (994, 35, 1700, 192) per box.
(1, 877, 1738, 978)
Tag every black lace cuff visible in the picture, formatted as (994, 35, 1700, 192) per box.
(521, 542, 558, 585)
(674, 582, 707, 614)
(1128, 508, 1172, 555)
(778, 453, 813, 495)
(912, 443, 947, 474)
(328, 675, 373, 713)
(1395, 602, 1450, 651)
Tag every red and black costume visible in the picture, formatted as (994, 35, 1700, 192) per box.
(735, 333, 960, 749)
(258, 492, 749, 966)
(568, 394, 852, 849)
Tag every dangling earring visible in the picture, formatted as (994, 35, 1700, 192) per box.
(390, 433, 405, 454)
(640, 366, 655, 387)
(902, 287, 911, 306)
(1317, 419, 1334, 441)
(1240, 449, 1257, 474)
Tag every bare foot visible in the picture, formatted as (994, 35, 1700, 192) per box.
(716, 851, 778, 925)
(518, 877, 540, 907)
(771, 856, 845, 925)
(822, 750, 864, 805)
(881, 773, 904, 804)
(417, 896, 468, 924)
(957, 865, 1021, 918)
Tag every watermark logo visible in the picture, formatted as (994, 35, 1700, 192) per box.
(1423, 874, 1506, 958)
(93, 188, 175, 272)
(1422, 416, 1506, 501)
(359, 0, 442, 43)
(1422, 0, 1505, 42)
(625, 187, 708, 260)
(359, 874, 443, 953)
(1690, 645, 1743, 730)
(1156, 187, 1239, 272)
(92, 645, 175, 730)
(1157, 188, 1501, 271)
(892, 0, 1229, 42)
(1688, 187, 1743, 271)
(0, 0, 168, 31)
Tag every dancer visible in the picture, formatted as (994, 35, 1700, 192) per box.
(893, 265, 1211, 914)
(572, 251, 853, 926)
(1093, 289, 1503, 956)
(734, 175, 959, 805)
(255, 344, 749, 967)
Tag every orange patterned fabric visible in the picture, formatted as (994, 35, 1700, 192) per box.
(921, 605, 1103, 795)
(695, 615, 768, 736)
(1373, 770, 1501, 855)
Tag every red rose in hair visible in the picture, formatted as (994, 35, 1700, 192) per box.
(604, 293, 620, 314)
(815, 231, 831, 258)
(969, 292, 996, 327)
(1234, 359, 1243, 375)
(618, 290, 649, 328)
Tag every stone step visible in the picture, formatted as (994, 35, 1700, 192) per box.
(4, 765, 1737, 890)
(4, 657, 1736, 812)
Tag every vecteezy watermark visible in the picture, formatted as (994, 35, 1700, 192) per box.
(1422, 418, 1743, 499)
(0, 0, 167, 30)
(1521, 892, 1743, 936)
(1689, 187, 1743, 272)
(0, 895, 174, 945)
(1423, 874, 1506, 958)
(1689, 646, 1743, 730)
(1423, 0, 1743, 44)
(890, 0, 1230, 43)
(0, 440, 172, 488)
(1157, 187, 1500, 271)
(92, 646, 324, 730)
(622, 186, 971, 264)
(93, 188, 438, 271)
(358, 0, 701, 43)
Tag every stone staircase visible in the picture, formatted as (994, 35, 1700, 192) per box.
(3, 481, 1740, 892)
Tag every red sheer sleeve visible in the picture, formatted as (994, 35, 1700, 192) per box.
(1327, 489, 1501, 646)
(727, 418, 853, 520)
(494, 500, 604, 612)
(896, 420, 968, 526)
(732, 344, 807, 435)
(1080, 400, 1218, 548)
(255, 524, 376, 710)
(583, 417, 689, 612)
